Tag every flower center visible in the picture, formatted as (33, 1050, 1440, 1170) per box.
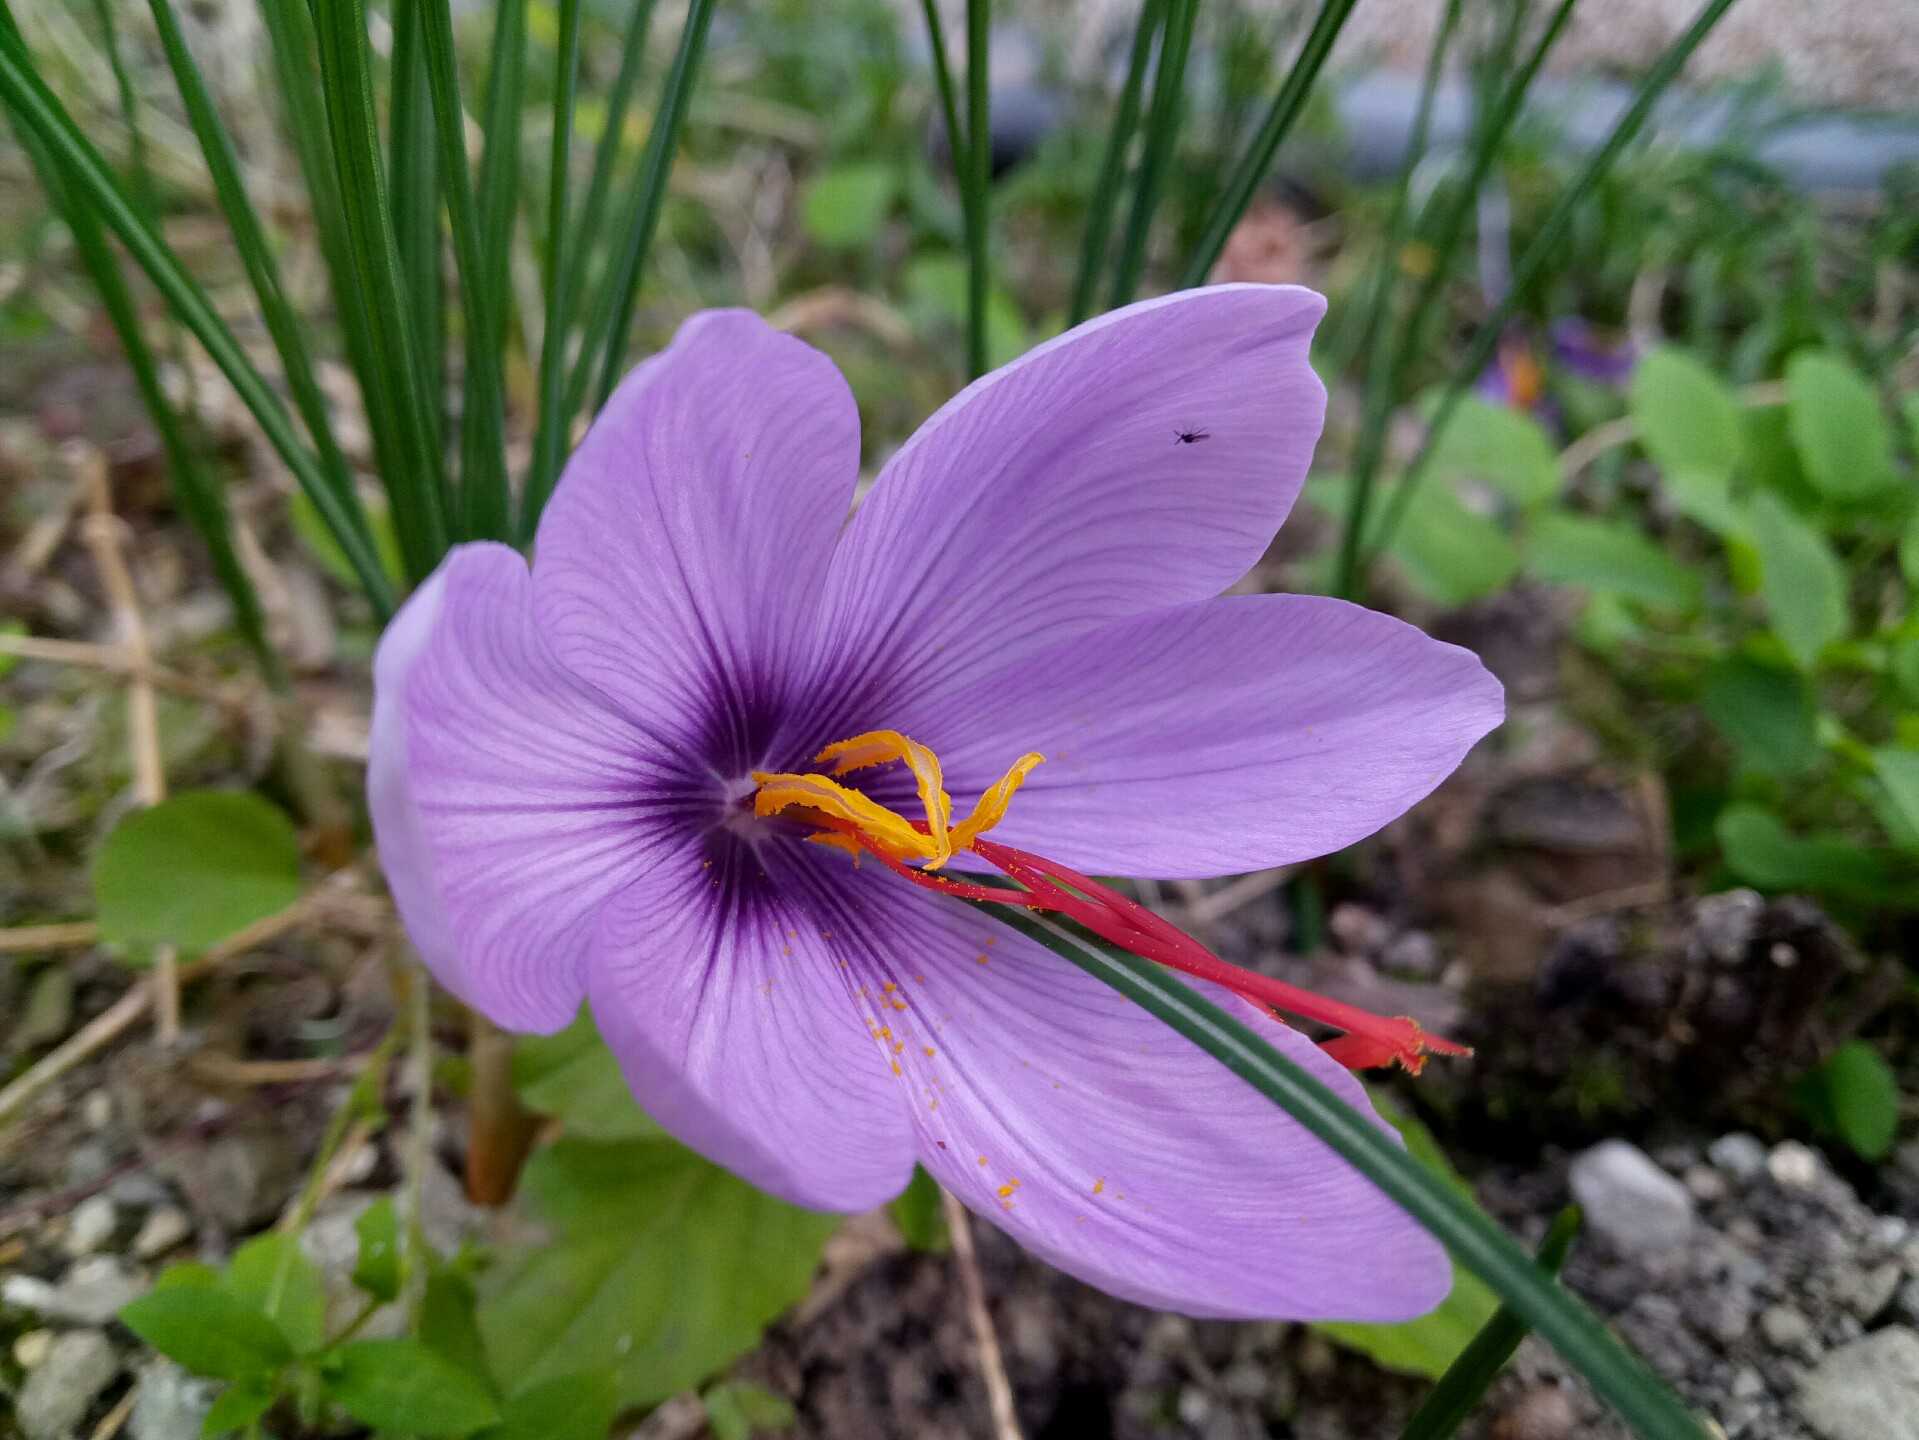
(752, 728, 1043, 871)
(752, 729, 1468, 1075)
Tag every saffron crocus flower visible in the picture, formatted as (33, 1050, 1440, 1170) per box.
(370, 286, 1502, 1321)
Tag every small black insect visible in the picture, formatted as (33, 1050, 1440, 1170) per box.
(1173, 426, 1211, 446)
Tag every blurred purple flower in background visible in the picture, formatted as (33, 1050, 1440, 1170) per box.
(369, 288, 1501, 1320)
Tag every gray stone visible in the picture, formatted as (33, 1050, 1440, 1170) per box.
(17, 1329, 118, 1440)
(13, 1328, 54, 1369)
(1836, 1262, 1903, 1322)
(132, 1206, 191, 1260)
(81, 1089, 114, 1132)
(1494, 1384, 1578, 1440)
(1769, 1141, 1823, 1189)
(1762, 1303, 1820, 1358)
(1795, 1327, 1919, 1440)
(65, 1194, 118, 1256)
(1730, 1368, 1766, 1400)
(1381, 930, 1444, 979)
(129, 1359, 216, 1440)
(1569, 1140, 1694, 1255)
(1328, 903, 1390, 956)
(1709, 1133, 1769, 1182)
(1685, 1165, 1730, 1204)
(1693, 888, 1764, 964)
(6, 1256, 150, 1325)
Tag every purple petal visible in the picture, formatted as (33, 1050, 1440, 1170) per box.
(802, 286, 1326, 736)
(845, 868, 1450, 1320)
(923, 593, 1502, 878)
(587, 837, 918, 1212)
(369, 544, 689, 1032)
(534, 311, 861, 769)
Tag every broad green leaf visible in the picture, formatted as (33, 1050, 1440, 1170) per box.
(512, 1010, 659, 1140)
(1425, 396, 1560, 508)
(1630, 346, 1743, 482)
(1787, 351, 1898, 501)
(93, 790, 302, 953)
(1892, 637, 1919, 705)
(704, 1379, 796, 1440)
(886, 1164, 949, 1252)
(903, 254, 1028, 370)
(199, 1381, 275, 1438)
(1746, 404, 1818, 510)
(1318, 1104, 1498, 1378)
(1748, 493, 1847, 669)
(290, 488, 405, 590)
(325, 1339, 500, 1436)
(420, 1265, 495, 1392)
(120, 1285, 293, 1381)
(1795, 1042, 1899, 1162)
(1524, 513, 1700, 611)
(479, 1373, 621, 1440)
(1715, 805, 1902, 904)
(1901, 514, 1919, 589)
(1904, 392, 1919, 455)
(1701, 656, 1818, 776)
(225, 1232, 327, 1354)
(801, 162, 897, 247)
(1387, 485, 1519, 607)
(480, 1137, 837, 1407)
(1872, 749, 1919, 837)
(1664, 466, 1742, 536)
(352, 1195, 401, 1303)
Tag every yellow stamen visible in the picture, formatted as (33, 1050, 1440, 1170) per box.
(752, 729, 1043, 871)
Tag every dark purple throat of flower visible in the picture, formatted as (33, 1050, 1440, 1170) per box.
(753, 729, 1469, 1075)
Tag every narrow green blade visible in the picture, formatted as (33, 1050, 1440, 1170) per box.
(577, 0, 718, 413)
(1178, 0, 1359, 289)
(525, 0, 581, 540)
(389, 0, 447, 459)
(990, 904, 1705, 1440)
(1399, 1208, 1583, 1440)
(0, 3, 395, 616)
(309, 0, 450, 577)
(1068, 0, 1162, 326)
(1105, 0, 1196, 308)
(963, 0, 990, 378)
(144, 0, 374, 563)
(9, 110, 281, 686)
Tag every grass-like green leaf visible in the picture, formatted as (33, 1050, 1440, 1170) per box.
(527, 0, 582, 547)
(389, 0, 446, 457)
(1366, 0, 1742, 571)
(522, 0, 660, 535)
(1179, 0, 1359, 290)
(0, 2, 395, 616)
(3, 77, 281, 685)
(1069, 0, 1162, 325)
(579, 0, 719, 412)
(310, 0, 450, 576)
(1106, 0, 1198, 309)
(1397, 1207, 1582, 1440)
(989, 903, 1707, 1440)
(144, 0, 371, 561)
(963, 0, 992, 378)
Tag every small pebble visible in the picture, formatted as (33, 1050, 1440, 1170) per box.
(1708, 1133, 1767, 1182)
(1492, 1384, 1577, 1440)
(1685, 1165, 1729, 1204)
(81, 1090, 113, 1132)
(1730, 1368, 1765, 1400)
(64, 1194, 118, 1257)
(1768, 1141, 1821, 1189)
(14, 1329, 54, 1369)
(1760, 1303, 1817, 1357)
(132, 1206, 192, 1260)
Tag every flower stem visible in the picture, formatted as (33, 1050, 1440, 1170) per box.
(1069, 0, 1163, 326)
(464, 1007, 537, 1206)
(986, 902, 1707, 1440)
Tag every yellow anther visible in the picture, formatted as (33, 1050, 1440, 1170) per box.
(753, 729, 1043, 872)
